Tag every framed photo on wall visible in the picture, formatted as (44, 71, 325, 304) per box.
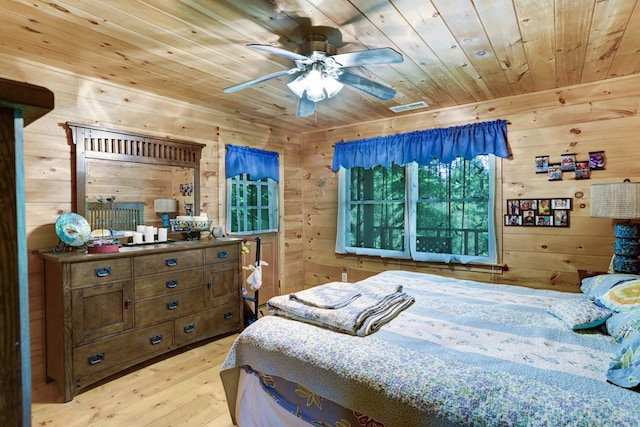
(505, 198, 571, 227)
(561, 153, 576, 171)
(535, 156, 549, 174)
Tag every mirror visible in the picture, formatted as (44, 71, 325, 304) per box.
(67, 122, 205, 232)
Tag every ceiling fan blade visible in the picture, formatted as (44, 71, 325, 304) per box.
(296, 94, 316, 117)
(223, 68, 302, 93)
(247, 44, 309, 62)
(337, 70, 397, 100)
(329, 48, 403, 68)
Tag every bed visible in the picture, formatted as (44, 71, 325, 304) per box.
(220, 270, 640, 426)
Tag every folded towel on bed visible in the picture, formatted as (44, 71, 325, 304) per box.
(289, 282, 361, 309)
(267, 281, 414, 336)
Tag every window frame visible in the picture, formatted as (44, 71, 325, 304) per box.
(226, 173, 278, 235)
(336, 156, 497, 264)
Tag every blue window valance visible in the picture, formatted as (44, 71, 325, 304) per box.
(331, 119, 509, 171)
(225, 144, 279, 182)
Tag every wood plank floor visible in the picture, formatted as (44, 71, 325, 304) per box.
(31, 334, 238, 427)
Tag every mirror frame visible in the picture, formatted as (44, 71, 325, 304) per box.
(66, 122, 205, 221)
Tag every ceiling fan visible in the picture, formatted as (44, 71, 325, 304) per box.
(223, 34, 404, 117)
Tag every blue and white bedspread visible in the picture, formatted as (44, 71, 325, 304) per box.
(220, 270, 640, 427)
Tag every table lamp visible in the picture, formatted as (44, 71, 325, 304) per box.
(154, 198, 178, 228)
(590, 180, 640, 273)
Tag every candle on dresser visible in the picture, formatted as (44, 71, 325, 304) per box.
(144, 226, 154, 243)
(158, 228, 167, 242)
(132, 232, 143, 244)
(136, 225, 146, 234)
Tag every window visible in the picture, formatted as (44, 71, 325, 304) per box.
(337, 155, 496, 264)
(227, 173, 278, 234)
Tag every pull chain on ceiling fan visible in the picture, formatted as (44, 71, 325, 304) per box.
(223, 34, 403, 117)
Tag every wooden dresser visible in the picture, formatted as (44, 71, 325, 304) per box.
(42, 238, 243, 402)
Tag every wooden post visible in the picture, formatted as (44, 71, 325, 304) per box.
(0, 78, 53, 426)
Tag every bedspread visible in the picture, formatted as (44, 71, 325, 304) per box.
(220, 270, 640, 426)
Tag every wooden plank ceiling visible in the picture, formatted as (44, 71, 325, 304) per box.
(2, 0, 639, 132)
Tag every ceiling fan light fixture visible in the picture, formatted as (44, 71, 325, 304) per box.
(287, 75, 306, 97)
(323, 75, 343, 98)
(287, 63, 343, 102)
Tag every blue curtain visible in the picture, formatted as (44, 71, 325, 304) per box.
(331, 119, 509, 171)
(226, 144, 279, 182)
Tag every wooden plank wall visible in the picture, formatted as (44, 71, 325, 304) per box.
(4, 47, 640, 393)
(0, 53, 303, 388)
(301, 73, 640, 292)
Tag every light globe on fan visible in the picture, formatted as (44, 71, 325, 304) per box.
(223, 34, 403, 117)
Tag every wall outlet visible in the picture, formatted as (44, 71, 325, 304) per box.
(341, 271, 348, 282)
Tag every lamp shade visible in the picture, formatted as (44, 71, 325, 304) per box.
(590, 182, 640, 219)
(154, 198, 178, 213)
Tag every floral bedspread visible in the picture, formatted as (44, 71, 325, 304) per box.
(220, 270, 640, 427)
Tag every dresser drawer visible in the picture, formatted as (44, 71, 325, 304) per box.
(204, 244, 239, 265)
(70, 258, 131, 288)
(135, 268, 204, 300)
(134, 249, 203, 276)
(73, 321, 173, 385)
(135, 288, 204, 326)
(174, 302, 242, 346)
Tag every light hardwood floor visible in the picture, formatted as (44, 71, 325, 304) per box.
(31, 334, 239, 427)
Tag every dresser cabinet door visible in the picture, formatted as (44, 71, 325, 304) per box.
(72, 281, 134, 345)
(205, 261, 239, 307)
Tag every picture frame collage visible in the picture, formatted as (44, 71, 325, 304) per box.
(535, 151, 605, 181)
(505, 198, 572, 227)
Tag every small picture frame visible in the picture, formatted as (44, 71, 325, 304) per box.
(538, 199, 551, 215)
(535, 155, 549, 174)
(520, 199, 537, 211)
(553, 210, 569, 227)
(522, 210, 536, 225)
(551, 198, 571, 210)
(507, 199, 520, 215)
(589, 151, 605, 170)
(505, 215, 522, 226)
(547, 163, 562, 181)
(535, 215, 552, 226)
(560, 153, 576, 171)
(575, 160, 590, 180)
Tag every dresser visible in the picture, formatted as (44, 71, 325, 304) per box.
(43, 238, 243, 402)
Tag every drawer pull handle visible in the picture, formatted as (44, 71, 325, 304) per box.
(124, 299, 131, 309)
(184, 323, 196, 333)
(165, 258, 178, 267)
(95, 267, 112, 277)
(167, 300, 179, 310)
(207, 282, 212, 290)
(149, 334, 163, 345)
(166, 279, 178, 289)
(224, 311, 234, 320)
(217, 251, 228, 259)
(88, 352, 105, 365)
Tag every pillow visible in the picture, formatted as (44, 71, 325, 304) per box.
(547, 298, 614, 330)
(606, 330, 640, 389)
(595, 279, 640, 312)
(606, 311, 640, 343)
(580, 274, 640, 301)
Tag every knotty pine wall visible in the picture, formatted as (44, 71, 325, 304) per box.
(5, 49, 640, 392)
(0, 53, 303, 388)
(301, 73, 640, 292)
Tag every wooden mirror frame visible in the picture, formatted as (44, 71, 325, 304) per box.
(66, 122, 205, 223)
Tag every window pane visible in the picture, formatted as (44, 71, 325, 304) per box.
(417, 157, 489, 256)
(347, 165, 405, 251)
(227, 173, 278, 234)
